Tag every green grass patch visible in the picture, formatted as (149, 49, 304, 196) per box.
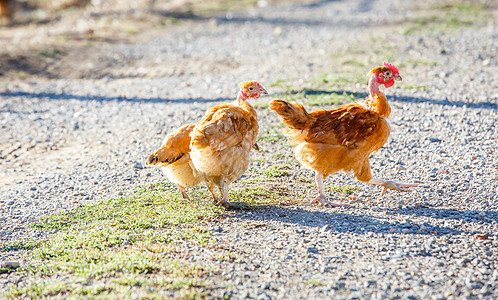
(0, 179, 307, 298)
(124, 27, 137, 34)
(341, 59, 366, 67)
(17, 71, 27, 79)
(261, 89, 358, 110)
(270, 153, 292, 159)
(258, 128, 287, 143)
(304, 278, 327, 287)
(229, 185, 302, 208)
(36, 48, 63, 58)
(295, 176, 313, 184)
(316, 73, 367, 88)
(269, 79, 299, 92)
(274, 90, 358, 107)
(193, 0, 258, 13)
(264, 163, 293, 178)
(2, 183, 226, 298)
(326, 184, 360, 195)
(401, 1, 490, 35)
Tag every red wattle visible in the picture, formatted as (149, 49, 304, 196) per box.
(383, 80, 395, 88)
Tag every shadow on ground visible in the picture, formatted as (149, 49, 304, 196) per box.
(230, 204, 494, 237)
(2, 89, 496, 109)
(0, 91, 230, 104)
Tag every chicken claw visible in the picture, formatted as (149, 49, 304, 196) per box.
(177, 184, 190, 200)
(368, 178, 419, 196)
(380, 181, 419, 196)
(215, 199, 231, 207)
(312, 172, 350, 207)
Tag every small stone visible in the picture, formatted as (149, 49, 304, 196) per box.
(210, 226, 223, 233)
(257, 292, 271, 300)
(134, 162, 144, 169)
(1, 261, 20, 269)
(307, 247, 319, 254)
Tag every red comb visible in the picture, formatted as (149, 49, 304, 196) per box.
(384, 62, 399, 74)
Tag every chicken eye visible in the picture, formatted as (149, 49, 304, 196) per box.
(248, 87, 254, 91)
(385, 72, 390, 76)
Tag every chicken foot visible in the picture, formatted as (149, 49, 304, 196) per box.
(177, 184, 190, 200)
(310, 172, 350, 207)
(206, 183, 220, 203)
(367, 178, 419, 196)
(214, 177, 231, 207)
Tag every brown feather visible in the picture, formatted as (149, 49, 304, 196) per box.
(146, 123, 195, 166)
(269, 99, 315, 131)
(191, 104, 256, 152)
(189, 97, 259, 183)
(270, 96, 391, 181)
(306, 104, 382, 147)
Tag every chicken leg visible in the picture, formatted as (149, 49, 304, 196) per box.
(367, 178, 419, 196)
(310, 172, 350, 207)
(206, 183, 220, 203)
(213, 177, 230, 207)
(177, 184, 190, 200)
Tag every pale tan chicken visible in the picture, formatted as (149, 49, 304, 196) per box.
(269, 63, 418, 206)
(190, 81, 267, 206)
(146, 81, 267, 205)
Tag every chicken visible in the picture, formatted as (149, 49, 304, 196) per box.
(189, 81, 267, 206)
(269, 63, 418, 206)
(146, 81, 267, 206)
(0, 0, 12, 24)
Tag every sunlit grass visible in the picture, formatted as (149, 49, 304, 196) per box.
(1, 183, 225, 298)
(264, 163, 293, 178)
(326, 184, 360, 195)
(229, 185, 302, 208)
(401, 1, 490, 35)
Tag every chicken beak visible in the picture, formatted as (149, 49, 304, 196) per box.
(260, 87, 268, 94)
(395, 74, 402, 81)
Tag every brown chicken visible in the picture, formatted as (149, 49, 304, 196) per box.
(0, 0, 12, 23)
(269, 63, 418, 206)
(146, 81, 267, 206)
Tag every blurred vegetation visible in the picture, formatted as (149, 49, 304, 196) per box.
(401, 1, 492, 35)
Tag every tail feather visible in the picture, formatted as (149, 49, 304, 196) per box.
(269, 99, 314, 131)
(146, 147, 184, 166)
(145, 123, 195, 166)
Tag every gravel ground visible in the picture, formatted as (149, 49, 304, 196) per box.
(1, 0, 497, 298)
